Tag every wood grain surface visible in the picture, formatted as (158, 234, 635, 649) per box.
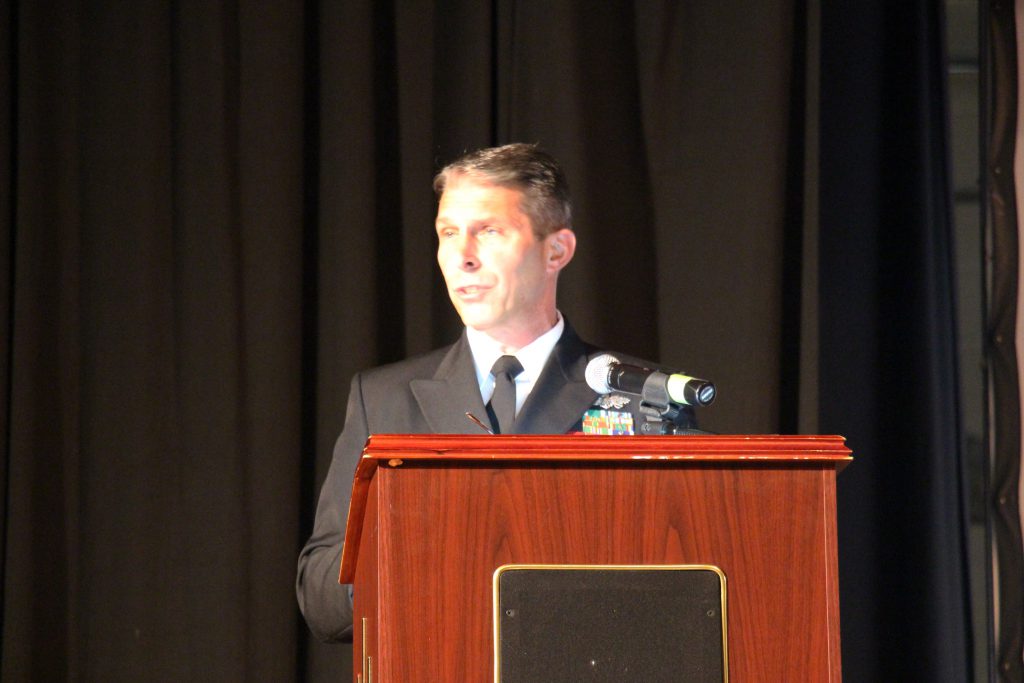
(346, 435, 848, 681)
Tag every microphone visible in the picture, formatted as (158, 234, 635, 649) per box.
(585, 354, 716, 407)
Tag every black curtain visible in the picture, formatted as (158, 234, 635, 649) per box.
(0, 1, 971, 681)
(820, 1, 973, 680)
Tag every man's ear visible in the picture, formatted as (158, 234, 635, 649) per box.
(545, 228, 576, 273)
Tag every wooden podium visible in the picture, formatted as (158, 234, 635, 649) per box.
(339, 434, 851, 682)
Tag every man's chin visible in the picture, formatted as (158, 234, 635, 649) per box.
(462, 319, 496, 332)
(455, 307, 497, 331)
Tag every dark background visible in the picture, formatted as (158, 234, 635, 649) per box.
(1, 1, 972, 680)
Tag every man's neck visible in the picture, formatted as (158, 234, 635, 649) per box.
(465, 312, 564, 359)
(473, 314, 560, 352)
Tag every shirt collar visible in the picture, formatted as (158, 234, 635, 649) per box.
(466, 312, 565, 387)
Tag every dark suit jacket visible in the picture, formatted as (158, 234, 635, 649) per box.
(295, 322, 693, 642)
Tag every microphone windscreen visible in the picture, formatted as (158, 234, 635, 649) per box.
(584, 354, 620, 394)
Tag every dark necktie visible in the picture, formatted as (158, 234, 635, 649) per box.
(488, 355, 524, 435)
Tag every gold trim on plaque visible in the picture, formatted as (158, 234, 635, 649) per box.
(491, 564, 728, 683)
(362, 616, 369, 682)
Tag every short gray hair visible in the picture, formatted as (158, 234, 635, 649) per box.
(433, 143, 573, 237)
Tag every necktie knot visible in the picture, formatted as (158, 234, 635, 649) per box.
(490, 355, 524, 381)
(487, 355, 523, 434)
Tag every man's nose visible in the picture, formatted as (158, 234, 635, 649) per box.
(458, 235, 479, 269)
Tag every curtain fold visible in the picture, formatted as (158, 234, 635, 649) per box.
(820, 1, 972, 680)
(4, 1, 306, 679)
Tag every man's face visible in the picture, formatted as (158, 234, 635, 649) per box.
(435, 178, 565, 347)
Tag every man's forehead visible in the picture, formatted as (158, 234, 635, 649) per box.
(436, 180, 527, 219)
(440, 176, 520, 198)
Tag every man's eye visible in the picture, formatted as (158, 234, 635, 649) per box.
(481, 226, 501, 236)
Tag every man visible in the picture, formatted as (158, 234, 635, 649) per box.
(296, 143, 696, 641)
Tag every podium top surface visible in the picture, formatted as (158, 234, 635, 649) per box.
(360, 433, 850, 464)
(339, 434, 850, 582)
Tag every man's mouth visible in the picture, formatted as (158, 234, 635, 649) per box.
(456, 285, 489, 297)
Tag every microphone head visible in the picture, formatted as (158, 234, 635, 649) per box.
(585, 354, 620, 394)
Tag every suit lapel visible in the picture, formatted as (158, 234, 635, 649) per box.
(410, 334, 491, 434)
(515, 323, 598, 434)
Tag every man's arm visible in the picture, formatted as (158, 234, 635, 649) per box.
(296, 374, 368, 642)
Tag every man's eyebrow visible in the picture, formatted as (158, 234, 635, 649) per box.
(436, 217, 492, 227)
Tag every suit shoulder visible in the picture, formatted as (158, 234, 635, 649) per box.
(357, 344, 453, 388)
(599, 349, 662, 372)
